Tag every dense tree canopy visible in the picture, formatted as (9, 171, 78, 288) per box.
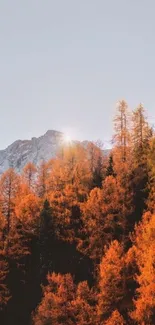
(0, 101, 154, 324)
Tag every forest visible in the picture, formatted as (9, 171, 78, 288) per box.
(0, 101, 155, 325)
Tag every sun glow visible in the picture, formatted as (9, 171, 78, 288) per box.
(63, 134, 72, 144)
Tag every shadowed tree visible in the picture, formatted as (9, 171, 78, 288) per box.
(86, 141, 105, 189)
(106, 154, 116, 177)
(39, 199, 56, 280)
(0, 169, 20, 242)
(0, 213, 10, 311)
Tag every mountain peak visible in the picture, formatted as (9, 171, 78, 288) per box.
(45, 129, 63, 137)
(0, 130, 109, 174)
(0, 130, 65, 174)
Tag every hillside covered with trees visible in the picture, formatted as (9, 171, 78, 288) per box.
(0, 101, 154, 324)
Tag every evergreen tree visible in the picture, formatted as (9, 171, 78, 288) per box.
(0, 214, 10, 310)
(87, 141, 105, 188)
(106, 154, 116, 177)
(39, 199, 55, 280)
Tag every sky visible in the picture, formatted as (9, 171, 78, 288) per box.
(0, 0, 155, 149)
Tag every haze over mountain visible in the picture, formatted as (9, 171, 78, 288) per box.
(0, 130, 109, 174)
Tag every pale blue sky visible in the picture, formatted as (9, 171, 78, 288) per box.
(0, 0, 155, 149)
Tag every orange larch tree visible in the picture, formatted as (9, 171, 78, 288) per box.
(130, 105, 153, 223)
(22, 162, 37, 191)
(48, 143, 90, 242)
(147, 137, 155, 212)
(33, 272, 75, 325)
(73, 281, 97, 325)
(80, 176, 132, 261)
(97, 240, 126, 322)
(130, 212, 155, 324)
(113, 100, 130, 163)
(0, 168, 20, 238)
(36, 161, 50, 199)
(105, 310, 125, 325)
(132, 104, 152, 155)
(33, 273, 96, 325)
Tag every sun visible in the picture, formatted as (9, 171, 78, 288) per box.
(63, 134, 72, 143)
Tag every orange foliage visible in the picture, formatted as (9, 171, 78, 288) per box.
(22, 162, 37, 190)
(105, 310, 125, 325)
(98, 241, 125, 321)
(49, 144, 91, 193)
(80, 176, 131, 260)
(0, 168, 20, 222)
(33, 273, 96, 325)
(147, 138, 155, 211)
(130, 212, 155, 324)
(15, 192, 40, 233)
(33, 273, 75, 325)
(36, 161, 50, 198)
(0, 107, 154, 323)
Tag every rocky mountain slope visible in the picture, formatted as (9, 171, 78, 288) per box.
(0, 130, 109, 174)
(0, 130, 66, 174)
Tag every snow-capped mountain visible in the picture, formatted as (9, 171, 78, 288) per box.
(0, 130, 66, 174)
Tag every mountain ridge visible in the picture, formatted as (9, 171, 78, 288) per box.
(0, 130, 109, 174)
(0, 130, 64, 174)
